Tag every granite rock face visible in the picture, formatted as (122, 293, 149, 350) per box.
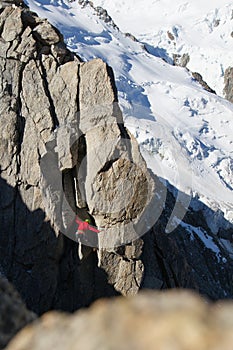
(6, 290, 233, 350)
(0, 0, 154, 313)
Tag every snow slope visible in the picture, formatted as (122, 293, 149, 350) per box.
(25, 0, 233, 225)
(92, 0, 233, 97)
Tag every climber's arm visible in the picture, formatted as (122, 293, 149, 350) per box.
(88, 225, 100, 233)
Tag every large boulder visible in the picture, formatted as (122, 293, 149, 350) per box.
(5, 290, 233, 350)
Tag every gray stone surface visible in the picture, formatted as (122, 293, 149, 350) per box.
(0, 0, 153, 315)
(0, 1, 102, 316)
(32, 21, 62, 46)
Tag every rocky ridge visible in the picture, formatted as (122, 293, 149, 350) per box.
(0, 0, 233, 323)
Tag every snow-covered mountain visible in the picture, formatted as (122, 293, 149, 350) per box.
(25, 0, 233, 228)
(93, 0, 233, 97)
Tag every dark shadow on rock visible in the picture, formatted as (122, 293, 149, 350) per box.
(0, 275, 36, 350)
(140, 176, 233, 301)
(0, 176, 119, 315)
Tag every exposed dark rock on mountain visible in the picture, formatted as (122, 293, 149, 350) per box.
(0, 275, 35, 349)
(224, 66, 233, 103)
(142, 185, 233, 300)
(173, 53, 190, 67)
(76, 0, 119, 29)
(191, 72, 216, 94)
(0, 0, 23, 9)
(6, 290, 233, 350)
(0, 0, 233, 330)
(173, 56, 217, 94)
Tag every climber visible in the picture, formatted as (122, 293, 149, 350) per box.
(75, 217, 100, 238)
(75, 217, 100, 260)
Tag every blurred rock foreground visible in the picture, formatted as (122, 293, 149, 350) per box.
(6, 290, 233, 350)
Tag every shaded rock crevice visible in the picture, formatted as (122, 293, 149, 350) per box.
(38, 58, 59, 130)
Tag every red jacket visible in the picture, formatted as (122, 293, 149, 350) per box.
(75, 218, 99, 233)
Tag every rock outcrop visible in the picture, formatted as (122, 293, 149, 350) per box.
(0, 275, 35, 349)
(224, 66, 233, 103)
(77, 0, 119, 29)
(191, 72, 216, 94)
(173, 53, 190, 67)
(6, 290, 233, 350)
(0, 0, 233, 325)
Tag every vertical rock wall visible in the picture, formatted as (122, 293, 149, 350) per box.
(0, 0, 154, 312)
